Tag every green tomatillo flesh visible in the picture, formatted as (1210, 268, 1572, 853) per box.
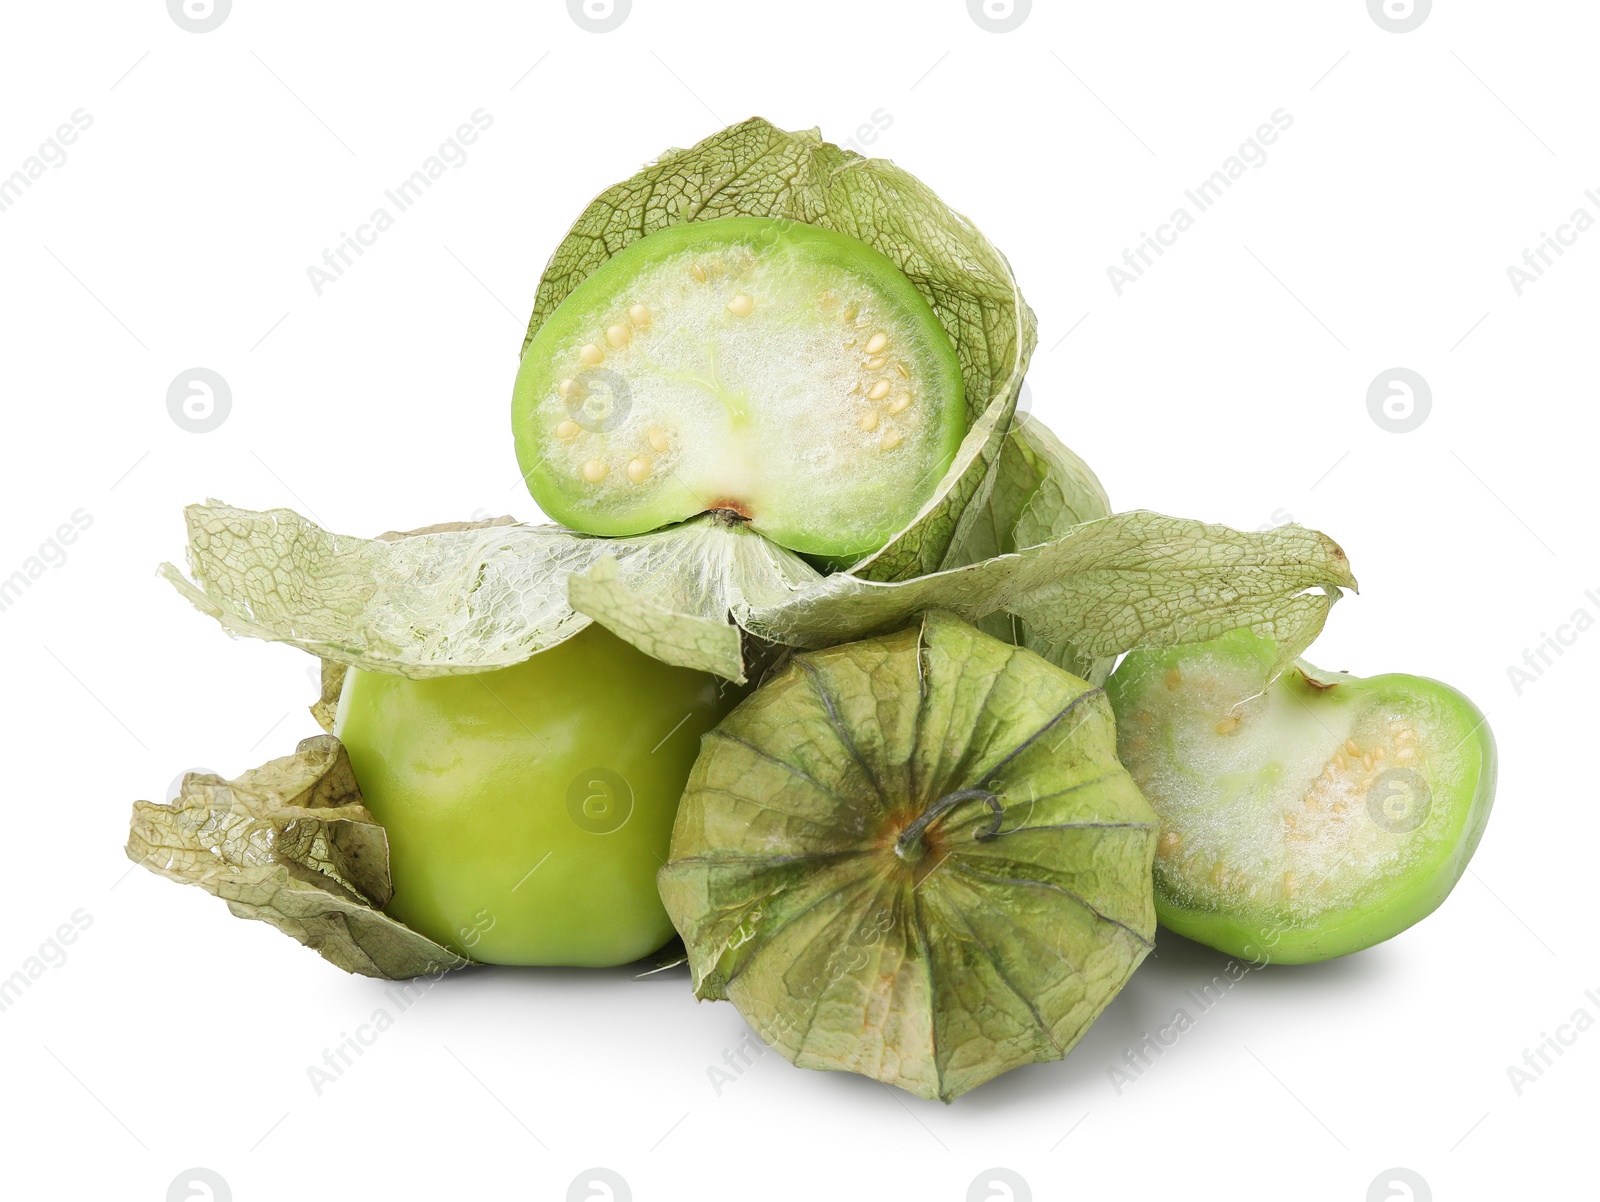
(1105, 630, 1496, 964)
(333, 622, 740, 967)
(512, 217, 966, 562)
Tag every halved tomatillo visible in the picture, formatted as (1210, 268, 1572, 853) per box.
(512, 217, 966, 562)
(1105, 630, 1496, 964)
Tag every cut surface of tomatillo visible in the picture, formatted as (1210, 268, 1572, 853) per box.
(1105, 631, 1496, 964)
(658, 610, 1158, 1101)
(513, 217, 966, 561)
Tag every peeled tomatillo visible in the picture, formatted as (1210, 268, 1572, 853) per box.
(1105, 630, 1496, 964)
(512, 217, 967, 562)
(333, 623, 739, 966)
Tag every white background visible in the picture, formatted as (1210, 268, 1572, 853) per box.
(0, 2, 1594, 1199)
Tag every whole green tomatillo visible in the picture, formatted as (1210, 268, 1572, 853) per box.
(334, 622, 740, 966)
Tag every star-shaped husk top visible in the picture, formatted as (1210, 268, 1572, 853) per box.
(658, 610, 1159, 1101)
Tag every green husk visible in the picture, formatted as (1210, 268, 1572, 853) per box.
(659, 610, 1158, 1100)
(162, 493, 1353, 686)
(126, 736, 468, 978)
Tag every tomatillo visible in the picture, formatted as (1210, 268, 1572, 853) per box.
(1105, 630, 1496, 964)
(333, 623, 739, 966)
(512, 216, 967, 562)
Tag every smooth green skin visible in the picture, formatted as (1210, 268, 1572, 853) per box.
(1106, 633, 1496, 964)
(512, 216, 966, 560)
(333, 623, 738, 966)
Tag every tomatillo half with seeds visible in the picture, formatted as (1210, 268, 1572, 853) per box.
(333, 622, 740, 966)
(512, 217, 967, 562)
(1105, 630, 1496, 964)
